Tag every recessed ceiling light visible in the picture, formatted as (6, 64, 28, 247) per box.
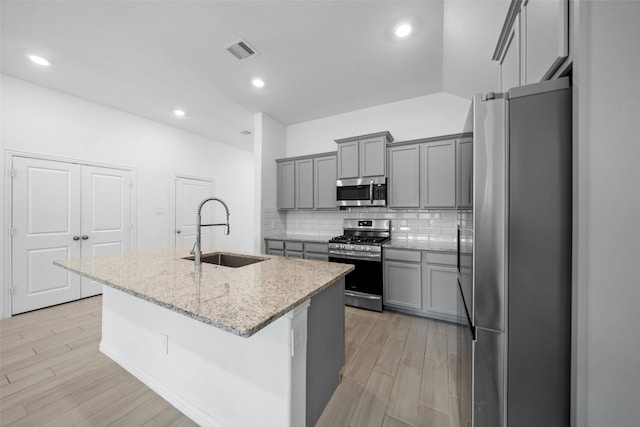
(28, 54, 51, 66)
(173, 109, 185, 117)
(252, 78, 265, 88)
(395, 23, 412, 38)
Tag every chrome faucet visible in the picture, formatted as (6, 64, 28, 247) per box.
(191, 197, 230, 266)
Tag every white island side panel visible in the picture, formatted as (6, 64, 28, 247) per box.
(100, 286, 309, 427)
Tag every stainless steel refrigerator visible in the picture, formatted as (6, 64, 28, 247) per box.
(462, 78, 572, 427)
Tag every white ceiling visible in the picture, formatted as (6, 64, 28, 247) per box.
(1, 1, 508, 151)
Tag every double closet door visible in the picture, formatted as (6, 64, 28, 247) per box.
(11, 157, 132, 315)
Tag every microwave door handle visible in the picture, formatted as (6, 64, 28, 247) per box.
(369, 180, 374, 204)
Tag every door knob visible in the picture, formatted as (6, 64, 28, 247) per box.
(73, 235, 80, 241)
(176, 230, 182, 234)
(81, 235, 89, 240)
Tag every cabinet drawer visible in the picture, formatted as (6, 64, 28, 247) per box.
(385, 248, 421, 263)
(305, 242, 328, 253)
(425, 252, 457, 266)
(266, 240, 284, 250)
(285, 241, 304, 252)
(286, 251, 304, 259)
(268, 249, 284, 256)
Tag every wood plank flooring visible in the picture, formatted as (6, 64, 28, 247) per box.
(0, 296, 196, 427)
(0, 297, 471, 427)
(316, 307, 472, 427)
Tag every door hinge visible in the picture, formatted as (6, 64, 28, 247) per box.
(9, 227, 15, 237)
(10, 169, 16, 179)
(129, 181, 134, 189)
(9, 287, 16, 296)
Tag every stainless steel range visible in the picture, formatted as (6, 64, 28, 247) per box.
(328, 219, 390, 312)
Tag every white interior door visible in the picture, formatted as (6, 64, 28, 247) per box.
(11, 157, 82, 314)
(80, 166, 132, 297)
(175, 177, 214, 249)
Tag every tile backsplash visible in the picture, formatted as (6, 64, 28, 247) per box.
(263, 207, 473, 243)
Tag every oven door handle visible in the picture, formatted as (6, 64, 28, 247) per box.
(345, 291, 380, 300)
(329, 252, 381, 261)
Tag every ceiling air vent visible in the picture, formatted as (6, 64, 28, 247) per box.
(225, 39, 259, 61)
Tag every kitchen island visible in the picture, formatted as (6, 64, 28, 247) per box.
(55, 247, 353, 427)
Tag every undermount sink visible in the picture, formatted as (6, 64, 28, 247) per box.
(183, 252, 266, 268)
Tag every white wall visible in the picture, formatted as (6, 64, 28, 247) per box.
(442, 0, 506, 99)
(576, 2, 640, 426)
(285, 92, 471, 157)
(1, 75, 255, 318)
(253, 113, 287, 252)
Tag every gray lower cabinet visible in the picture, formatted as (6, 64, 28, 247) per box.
(266, 239, 285, 256)
(388, 144, 420, 208)
(265, 239, 329, 260)
(304, 242, 329, 261)
(383, 248, 468, 324)
(277, 161, 295, 210)
(314, 154, 337, 209)
(421, 140, 456, 208)
(384, 249, 422, 311)
(285, 241, 304, 258)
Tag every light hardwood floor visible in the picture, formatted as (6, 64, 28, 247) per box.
(316, 307, 472, 427)
(0, 297, 471, 427)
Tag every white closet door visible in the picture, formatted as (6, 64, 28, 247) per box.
(175, 177, 213, 249)
(11, 157, 82, 314)
(80, 166, 132, 297)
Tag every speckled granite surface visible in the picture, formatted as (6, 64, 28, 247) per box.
(264, 234, 333, 243)
(55, 247, 353, 338)
(383, 239, 473, 254)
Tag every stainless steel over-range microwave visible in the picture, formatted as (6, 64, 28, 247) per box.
(336, 177, 387, 207)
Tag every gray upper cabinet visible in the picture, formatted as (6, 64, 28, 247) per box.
(420, 140, 456, 208)
(388, 144, 420, 208)
(500, 16, 521, 92)
(359, 136, 386, 177)
(277, 160, 295, 210)
(295, 159, 314, 209)
(336, 131, 393, 179)
(494, 0, 569, 91)
(457, 138, 473, 208)
(337, 141, 359, 179)
(277, 152, 338, 211)
(314, 154, 337, 209)
(524, 0, 569, 83)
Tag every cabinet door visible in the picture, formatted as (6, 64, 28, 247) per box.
(305, 252, 329, 261)
(360, 136, 386, 177)
(277, 161, 295, 210)
(384, 261, 422, 310)
(337, 141, 359, 179)
(295, 159, 314, 209)
(457, 138, 473, 208)
(314, 154, 337, 209)
(524, 0, 568, 83)
(388, 144, 420, 208)
(501, 15, 521, 92)
(421, 140, 456, 208)
(424, 264, 464, 322)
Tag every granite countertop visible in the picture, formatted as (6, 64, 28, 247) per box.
(384, 239, 472, 254)
(55, 247, 353, 338)
(264, 233, 333, 243)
